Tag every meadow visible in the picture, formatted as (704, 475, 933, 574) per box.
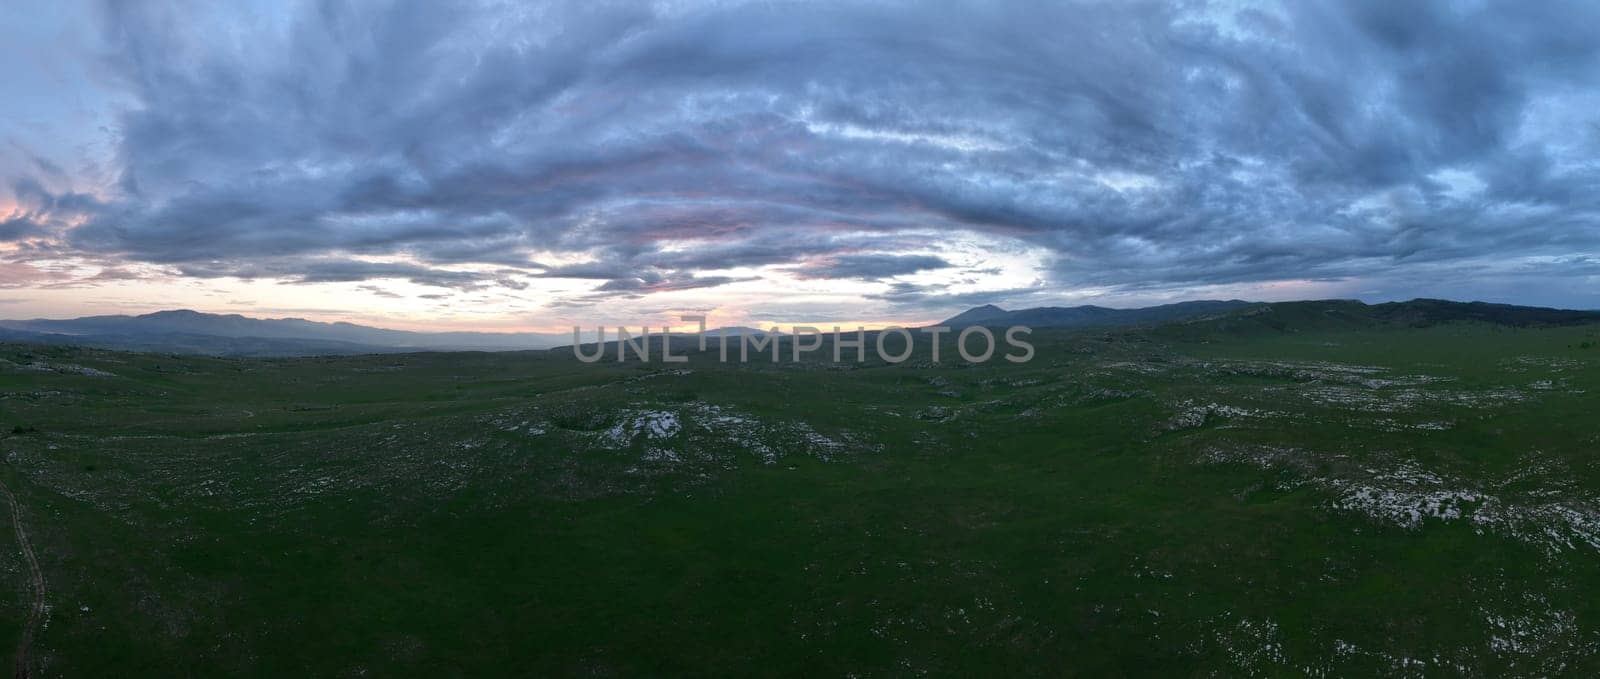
(2, 304, 1598, 676)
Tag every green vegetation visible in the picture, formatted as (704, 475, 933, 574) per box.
(2, 305, 1598, 675)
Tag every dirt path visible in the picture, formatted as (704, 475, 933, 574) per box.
(0, 479, 43, 679)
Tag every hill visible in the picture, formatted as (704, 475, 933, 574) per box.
(940, 300, 1254, 328)
(1154, 298, 1600, 339)
(0, 310, 571, 356)
(7, 300, 1596, 358)
(702, 326, 787, 337)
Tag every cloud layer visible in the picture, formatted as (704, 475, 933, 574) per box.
(4, 0, 1599, 316)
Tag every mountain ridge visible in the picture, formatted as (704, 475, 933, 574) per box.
(0, 310, 571, 355)
(6, 299, 1598, 357)
(940, 299, 1255, 328)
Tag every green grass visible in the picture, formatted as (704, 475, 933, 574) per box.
(2, 320, 1599, 675)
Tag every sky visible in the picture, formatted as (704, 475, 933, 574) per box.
(2, 0, 1598, 332)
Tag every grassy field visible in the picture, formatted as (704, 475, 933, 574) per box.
(2, 310, 1599, 676)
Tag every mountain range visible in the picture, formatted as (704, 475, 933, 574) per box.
(939, 300, 1255, 328)
(4, 299, 1597, 357)
(0, 310, 572, 356)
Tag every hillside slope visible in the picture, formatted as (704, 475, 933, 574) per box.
(0, 310, 569, 355)
(1153, 299, 1600, 340)
(941, 300, 1254, 329)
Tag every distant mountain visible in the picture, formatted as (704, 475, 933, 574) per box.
(1154, 298, 1600, 339)
(940, 300, 1255, 329)
(940, 304, 1011, 327)
(702, 326, 788, 337)
(9, 300, 1592, 358)
(1367, 298, 1600, 326)
(0, 310, 571, 356)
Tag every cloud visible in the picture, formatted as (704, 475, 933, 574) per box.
(594, 271, 754, 294)
(788, 254, 954, 281)
(0, 0, 1594, 316)
(357, 284, 404, 299)
(867, 280, 1049, 308)
(173, 258, 518, 291)
(0, 261, 64, 288)
(0, 215, 44, 242)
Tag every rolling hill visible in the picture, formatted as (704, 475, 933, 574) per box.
(1151, 298, 1600, 340)
(940, 300, 1255, 328)
(6, 300, 1597, 358)
(0, 310, 571, 356)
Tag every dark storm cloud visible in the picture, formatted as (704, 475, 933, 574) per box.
(9, 0, 1598, 307)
